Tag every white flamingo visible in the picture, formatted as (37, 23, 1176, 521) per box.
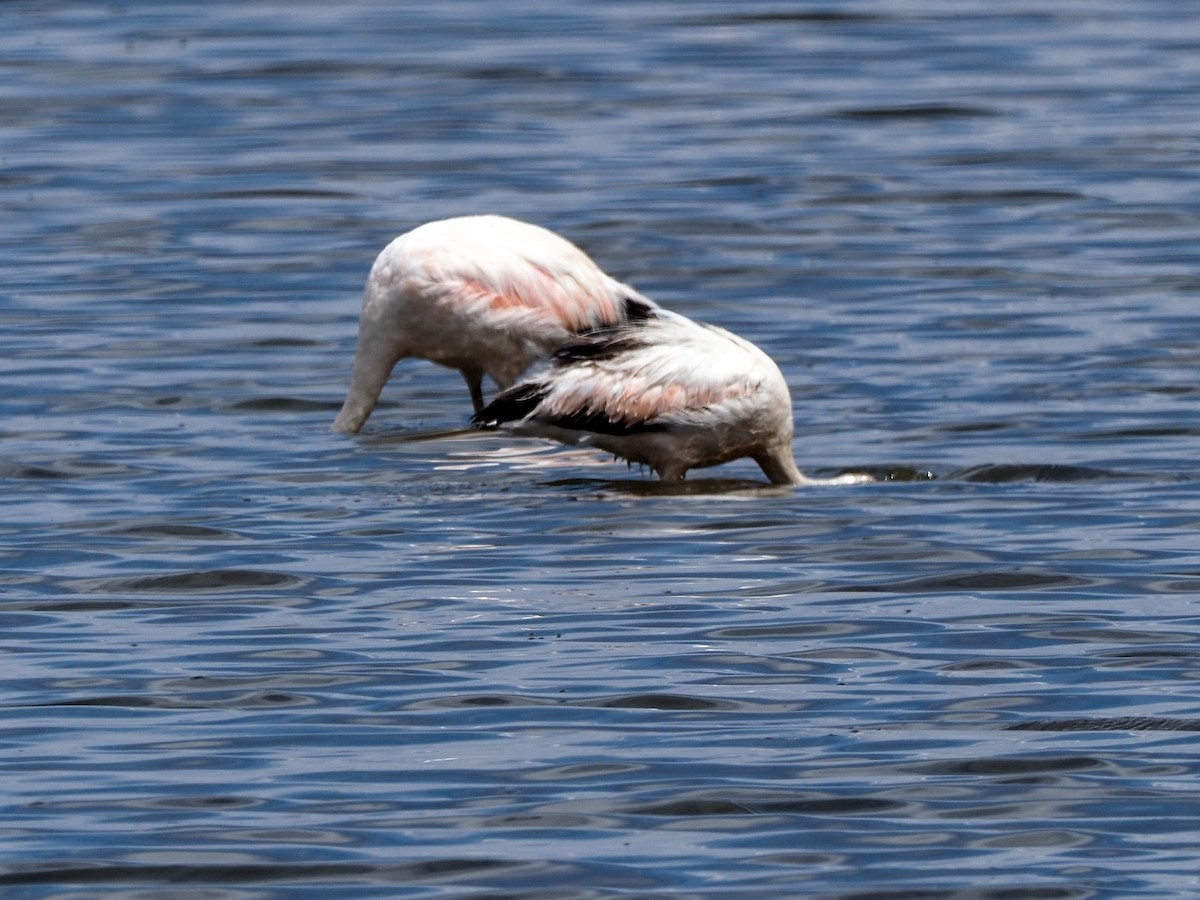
(333, 215, 654, 433)
(473, 307, 872, 486)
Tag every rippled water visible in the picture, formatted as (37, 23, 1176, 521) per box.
(5, 1, 1200, 897)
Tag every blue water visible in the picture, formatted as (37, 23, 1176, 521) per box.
(4, 1, 1200, 896)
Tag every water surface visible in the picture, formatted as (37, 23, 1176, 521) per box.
(4, 1, 1200, 896)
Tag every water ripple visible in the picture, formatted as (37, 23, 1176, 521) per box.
(4, 1, 1200, 896)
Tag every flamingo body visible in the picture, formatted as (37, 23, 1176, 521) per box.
(474, 308, 869, 486)
(333, 215, 653, 433)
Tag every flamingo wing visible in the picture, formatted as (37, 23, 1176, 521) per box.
(475, 311, 771, 435)
(402, 216, 645, 334)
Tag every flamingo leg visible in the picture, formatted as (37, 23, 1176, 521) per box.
(461, 367, 486, 414)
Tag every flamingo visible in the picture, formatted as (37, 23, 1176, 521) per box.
(332, 215, 654, 433)
(472, 306, 873, 486)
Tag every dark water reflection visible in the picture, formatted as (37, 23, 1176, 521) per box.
(5, 0, 1200, 897)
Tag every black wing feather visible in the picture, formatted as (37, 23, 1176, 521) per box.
(552, 331, 647, 363)
(540, 407, 668, 436)
(472, 382, 549, 429)
(474, 296, 664, 434)
(622, 294, 657, 323)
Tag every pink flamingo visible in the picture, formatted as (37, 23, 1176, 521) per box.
(473, 306, 873, 486)
(333, 215, 654, 433)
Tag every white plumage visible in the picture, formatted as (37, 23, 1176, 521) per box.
(474, 306, 871, 487)
(333, 215, 652, 433)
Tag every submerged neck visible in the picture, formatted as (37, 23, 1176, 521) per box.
(332, 333, 405, 434)
(754, 446, 808, 486)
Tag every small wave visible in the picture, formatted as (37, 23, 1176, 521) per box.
(229, 397, 333, 413)
(629, 795, 903, 818)
(94, 569, 305, 593)
(915, 756, 1103, 776)
(97, 522, 238, 540)
(588, 693, 730, 711)
(0, 858, 517, 890)
(1007, 717, 1200, 732)
(841, 570, 1095, 594)
(834, 103, 999, 120)
(949, 463, 1120, 483)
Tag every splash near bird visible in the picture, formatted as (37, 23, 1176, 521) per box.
(473, 306, 872, 487)
(333, 215, 654, 433)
